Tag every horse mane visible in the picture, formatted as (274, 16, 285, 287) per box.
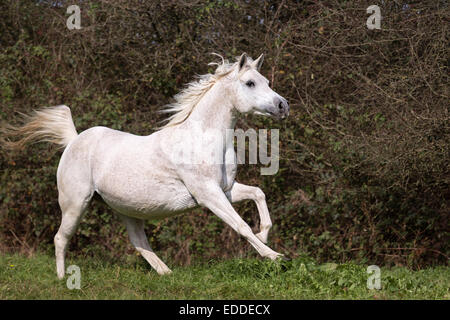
(159, 54, 253, 129)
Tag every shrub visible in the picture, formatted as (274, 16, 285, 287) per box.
(0, 0, 448, 267)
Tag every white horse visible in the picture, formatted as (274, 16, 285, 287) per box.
(1, 53, 289, 278)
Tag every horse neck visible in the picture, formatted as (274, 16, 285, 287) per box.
(185, 81, 237, 132)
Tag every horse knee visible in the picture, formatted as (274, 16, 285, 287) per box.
(255, 188, 266, 202)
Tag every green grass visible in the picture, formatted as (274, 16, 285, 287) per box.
(0, 252, 448, 299)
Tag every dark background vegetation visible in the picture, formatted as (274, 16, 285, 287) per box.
(0, 0, 448, 268)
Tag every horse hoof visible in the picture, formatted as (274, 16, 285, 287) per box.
(158, 269, 173, 275)
(275, 255, 291, 262)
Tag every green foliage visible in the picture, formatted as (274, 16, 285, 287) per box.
(1, 253, 448, 299)
(0, 1, 448, 267)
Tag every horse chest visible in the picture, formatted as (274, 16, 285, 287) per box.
(220, 147, 237, 191)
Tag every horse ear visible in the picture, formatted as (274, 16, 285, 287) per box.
(238, 53, 248, 71)
(253, 54, 264, 71)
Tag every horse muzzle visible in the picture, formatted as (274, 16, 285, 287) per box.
(269, 97, 289, 120)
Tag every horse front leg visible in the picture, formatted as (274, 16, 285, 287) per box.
(194, 183, 282, 260)
(226, 182, 272, 244)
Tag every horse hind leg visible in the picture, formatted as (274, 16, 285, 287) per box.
(121, 216, 172, 275)
(54, 188, 92, 279)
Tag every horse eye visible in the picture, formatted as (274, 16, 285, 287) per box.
(246, 80, 255, 88)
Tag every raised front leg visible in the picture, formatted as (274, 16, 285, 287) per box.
(226, 182, 272, 244)
(193, 182, 282, 260)
(121, 216, 172, 275)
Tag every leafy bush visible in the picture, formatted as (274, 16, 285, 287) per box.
(0, 0, 448, 267)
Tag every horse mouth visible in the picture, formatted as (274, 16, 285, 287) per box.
(254, 109, 287, 120)
(268, 110, 287, 120)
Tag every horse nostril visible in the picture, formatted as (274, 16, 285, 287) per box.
(278, 102, 283, 110)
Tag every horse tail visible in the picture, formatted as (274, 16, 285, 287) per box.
(0, 105, 78, 152)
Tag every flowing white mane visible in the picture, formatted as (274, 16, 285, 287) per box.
(160, 55, 254, 128)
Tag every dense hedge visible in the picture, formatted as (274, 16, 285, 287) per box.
(0, 0, 448, 267)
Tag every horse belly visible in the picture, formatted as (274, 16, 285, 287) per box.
(95, 172, 198, 220)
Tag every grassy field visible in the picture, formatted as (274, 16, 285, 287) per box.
(0, 252, 448, 299)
